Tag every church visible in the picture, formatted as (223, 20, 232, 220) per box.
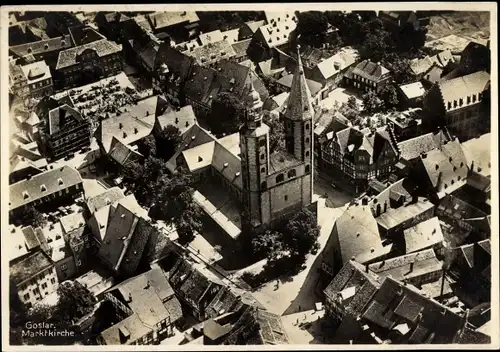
(169, 46, 316, 238)
(239, 46, 315, 231)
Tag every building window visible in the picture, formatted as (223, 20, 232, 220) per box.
(305, 165, 310, 173)
(288, 169, 296, 178)
(260, 154, 265, 160)
(285, 195, 288, 201)
(261, 167, 266, 173)
(447, 102, 451, 110)
(259, 139, 266, 147)
(24, 293, 30, 300)
(33, 288, 40, 295)
(305, 151, 310, 157)
(305, 137, 310, 144)
(61, 263, 68, 271)
(305, 123, 310, 130)
(51, 278, 56, 284)
(41, 283, 47, 289)
(276, 174, 284, 183)
(261, 181, 266, 189)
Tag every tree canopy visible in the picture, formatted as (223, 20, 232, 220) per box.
(15, 205, 46, 228)
(362, 90, 384, 114)
(208, 92, 245, 137)
(155, 125, 182, 161)
(296, 11, 330, 47)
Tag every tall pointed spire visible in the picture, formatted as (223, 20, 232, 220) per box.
(284, 45, 314, 121)
(243, 69, 263, 129)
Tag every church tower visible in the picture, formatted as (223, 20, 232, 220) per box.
(240, 46, 315, 232)
(240, 71, 270, 229)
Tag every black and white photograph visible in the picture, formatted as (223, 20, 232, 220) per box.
(2, 3, 497, 348)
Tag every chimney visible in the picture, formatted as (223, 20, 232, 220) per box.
(440, 269, 446, 297)
(365, 263, 369, 273)
(409, 262, 414, 273)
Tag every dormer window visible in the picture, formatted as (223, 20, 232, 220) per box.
(454, 100, 457, 108)
(27, 47, 32, 53)
(472, 94, 476, 103)
(23, 191, 30, 199)
(58, 178, 64, 186)
(40, 185, 47, 192)
(123, 132, 127, 138)
(447, 102, 451, 110)
(459, 98, 463, 106)
(467, 96, 471, 104)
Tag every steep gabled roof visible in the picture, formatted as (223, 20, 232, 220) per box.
(282, 46, 314, 121)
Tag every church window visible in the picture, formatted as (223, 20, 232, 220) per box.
(288, 169, 296, 178)
(260, 153, 265, 160)
(259, 139, 266, 147)
(305, 123, 310, 130)
(261, 167, 266, 173)
(305, 138, 310, 144)
(276, 174, 284, 183)
(305, 165, 310, 173)
(305, 151, 310, 157)
(261, 181, 267, 189)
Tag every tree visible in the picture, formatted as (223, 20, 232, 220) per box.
(262, 112, 285, 154)
(155, 125, 182, 161)
(208, 92, 245, 136)
(339, 101, 360, 122)
(379, 84, 400, 109)
(362, 91, 384, 114)
(153, 169, 203, 243)
(381, 52, 412, 84)
(17, 205, 46, 228)
(283, 208, 320, 258)
(359, 29, 392, 62)
(347, 96, 358, 110)
(251, 230, 286, 261)
(296, 11, 330, 47)
(137, 134, 156, 159)
(121, 156, 170, 207)
(55, 281, 96, 324)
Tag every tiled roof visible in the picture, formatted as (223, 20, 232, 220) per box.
(439, 71, 490, 112)
(257, 14, 296, 48)
(211, 140, 242, 190)
(184, 40, 236, 66)
(96, 96, 157, 153)
(376, 198, 434, 231)
(108, 137, 143, 166)
(20, 60, 51, 84)
(333, 204, 384, 264)
(10, 35, 73, 57)
(9, 166, 82, 211)
(59, 212, 86, 234)
(147, 11, 199, 30)
(419, 139, 469, 196)
(55, 39, 122, 70)
(244, 20, 267, 34)
(231, 39, 251, 58)
(166, 124, 215, 172)
(48, 104, 85, 135)
(369, 178, 412, 212)
(256, 310, 290, 344)
(282, 49, 315, 122)
(181, 141, 215, 172)
(97, 201, 152, 271)
(203, 319, 233, 341)
(199, 30, 224, 46)
(258, 57, 287, 77)
(461, 133, 491, 177)
(403, 217, 444, 253)
(156, 105, 197, 132)
(399, 82, 426, 100)
(86, 186, 125, 214)
(277, 73, 322, 97)
(410, 50, 454, 76)
(324, 260, 381, 316)
(397, 130, 448, 162)
(347, 59, 391, 83)
(315, 47, 359, 81)
(367, 250, 445, 294)
(362, 277, 462, 343)
(100, 313, 149, 345)
(10, 250, 53, 285)
(109, 266, 181, 324)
